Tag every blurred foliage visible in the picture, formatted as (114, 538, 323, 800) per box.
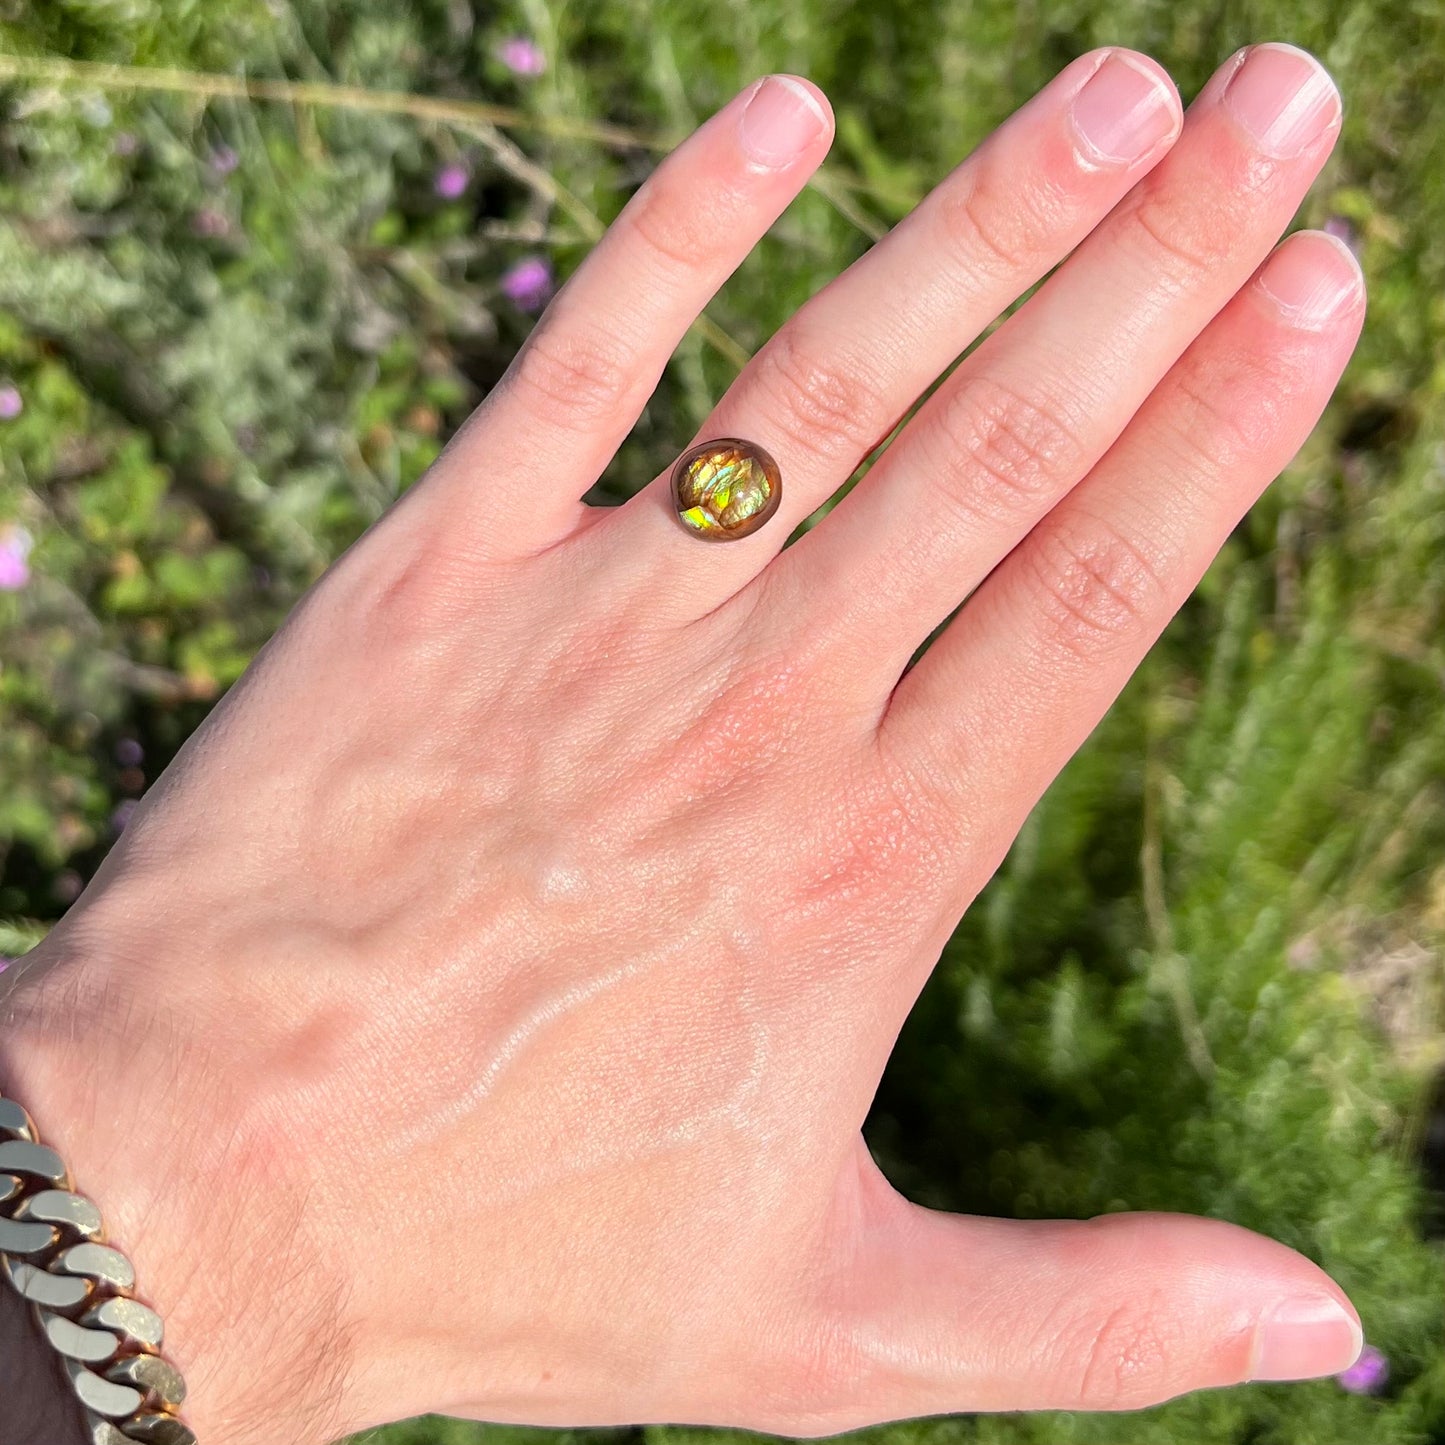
(1, 0, 1444, 1442)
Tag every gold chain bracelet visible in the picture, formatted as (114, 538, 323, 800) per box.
(0, 1091, 194, 1445)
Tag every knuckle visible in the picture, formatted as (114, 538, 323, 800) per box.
(507, 318, 643, 431)
(930, 375, 1087, 520)
(651, 645, 825, 820)
(627, 171, 745, 275)
(1119, 180, 1251, 279)
(810, 759, 947, 911)
(936, 162, 1063, 274)
(1024, 515, 1166, 660)
(1165, 348, 1289, 475)
(1074, 1300, 1178, 1410)
(755, 329, 894, 464)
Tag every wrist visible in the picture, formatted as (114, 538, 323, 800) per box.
(0, 1279, 88, 1445)
(0, 910, 354, 1445)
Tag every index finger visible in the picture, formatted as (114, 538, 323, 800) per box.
(415, 75, 834, 557)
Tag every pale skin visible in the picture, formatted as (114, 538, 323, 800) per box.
(0, 41, 1369, 1445)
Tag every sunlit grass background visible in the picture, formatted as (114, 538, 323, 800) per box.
(1, 1, 1443, 1441)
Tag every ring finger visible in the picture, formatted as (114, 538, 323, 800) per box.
(581, 47, 1184, 609)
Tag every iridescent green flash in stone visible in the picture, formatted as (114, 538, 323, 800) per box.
(669, 438, 782, 541)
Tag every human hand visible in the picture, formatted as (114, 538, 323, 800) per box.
(1, 41, 1366, 1445)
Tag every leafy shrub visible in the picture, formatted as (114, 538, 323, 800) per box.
(1, 1, 1442, 1441)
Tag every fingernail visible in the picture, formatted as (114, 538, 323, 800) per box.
(1070, 52, 1180, 164)
(1256, 230, 1364, 328)
(1222, 43, 1341, 158)
(737, 75, 829, 168)
(1251, 1295, 1364, 1381)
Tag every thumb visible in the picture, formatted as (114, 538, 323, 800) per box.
(791, 1145, 1363, 1431)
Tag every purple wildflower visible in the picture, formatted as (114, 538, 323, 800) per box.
(500, 255, 553, 312)
(0, 384, 21, 420)
(115, 737, 145, 767)
(190, 207, 232, 239)
(1337, 1343, 1389, 1394)
(53, 870, 83, 904)
(495, 37, 546, 76)
(434, 162, 470, 200)
(209, 144, 240, 177)
(111, 799, 139, 834)
(114, 131, 139, 157)
(0, 525, 32, 591)
(1324, 215, 1360, 257)
(0, 551, 27, 590)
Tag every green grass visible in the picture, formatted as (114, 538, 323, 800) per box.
(1, 0, 1443, 1441)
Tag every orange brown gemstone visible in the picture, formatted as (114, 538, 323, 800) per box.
(669, 439, 782, 541)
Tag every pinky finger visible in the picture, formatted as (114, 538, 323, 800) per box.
(880, 228, 1365, 874)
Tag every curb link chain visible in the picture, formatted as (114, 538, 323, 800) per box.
(0, 1091, 194, 1445)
